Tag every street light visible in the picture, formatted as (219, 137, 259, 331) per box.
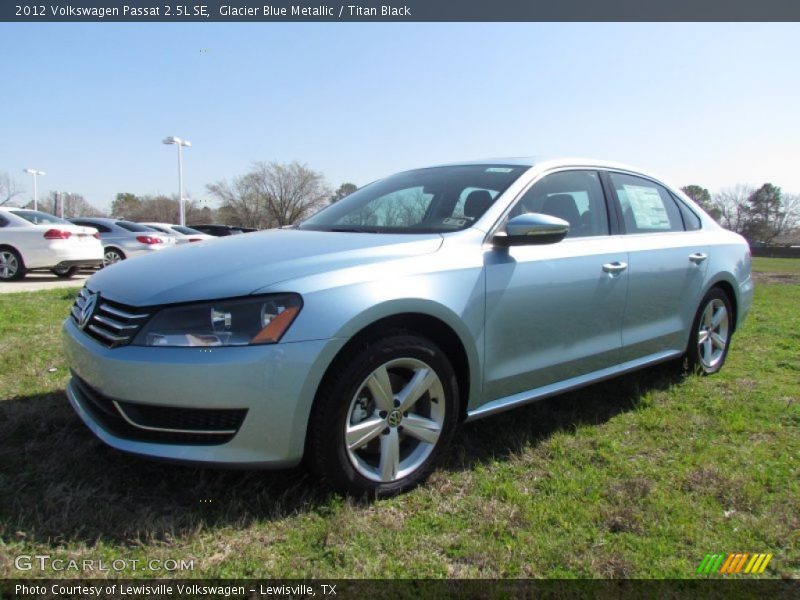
(162, 136, 192, 226)
(23, 168, 46, 211)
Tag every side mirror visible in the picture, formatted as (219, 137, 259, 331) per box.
(492, 213, 570, 247)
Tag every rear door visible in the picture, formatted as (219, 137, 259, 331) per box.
(604, 171, 709, 360)
(483, 169, 629, 401)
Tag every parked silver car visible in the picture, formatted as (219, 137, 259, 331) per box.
(68, 217, 175, 265)
(63, 159, 753, 495)
(139, 222, 214, 244)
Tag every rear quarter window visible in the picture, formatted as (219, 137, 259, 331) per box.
(672, 194, 702, 231)
(610, 172, 685, 233)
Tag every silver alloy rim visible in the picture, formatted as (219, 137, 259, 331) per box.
(104, 251, 122, 266)
(697, 298, 729, 369)
(345, 357, 446, 483)
(0, 251, 19, 279)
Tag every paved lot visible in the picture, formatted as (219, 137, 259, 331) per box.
(0, 272, 90, 293)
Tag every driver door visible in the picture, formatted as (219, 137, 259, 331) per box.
(483, 170, 628, 401)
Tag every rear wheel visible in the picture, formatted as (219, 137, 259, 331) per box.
(0, 248, 25, 281)
(687, 287, 733, 375)
(51, 266, 78, 279)
(307, 333, 458, 497)
(103, 248, 124, 266)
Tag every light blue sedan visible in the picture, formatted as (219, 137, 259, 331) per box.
(62, 158, 753, 495)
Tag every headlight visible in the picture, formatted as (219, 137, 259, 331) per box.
(132, 294, 302, 347)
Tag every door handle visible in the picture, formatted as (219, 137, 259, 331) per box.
(689, 252, 708, 264)
(602, 261, 628, 274)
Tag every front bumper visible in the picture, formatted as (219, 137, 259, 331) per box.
(63, 318, 346, 467)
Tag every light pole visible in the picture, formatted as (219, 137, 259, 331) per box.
(162, 136, 192, 226)
(23, 168, 46, 211)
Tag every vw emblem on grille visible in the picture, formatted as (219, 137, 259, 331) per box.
(79, 292, 99, 330)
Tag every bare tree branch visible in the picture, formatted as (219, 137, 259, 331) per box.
(208, 161, 330, 229)
(0, 172, 24, 206)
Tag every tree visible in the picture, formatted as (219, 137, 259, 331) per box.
(331, 182, 357, 203)
(714, 184, 752, 235)
(111, 193, 142, 219)
(208, 161, 330, 229)
(742, 183, 787, 245)
(111, 193, 207, 224)
(0, 172, 23, 206)
(681, 184, 721, 221)
(207, 172, 273, 229)
(42, 191, 104, 218)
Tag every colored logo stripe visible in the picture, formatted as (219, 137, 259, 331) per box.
(697, 553, 772, 574)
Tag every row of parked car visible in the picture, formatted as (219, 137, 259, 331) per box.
(0, 206, 254, 281)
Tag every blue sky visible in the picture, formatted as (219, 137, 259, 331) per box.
(1, 23, 798, 211)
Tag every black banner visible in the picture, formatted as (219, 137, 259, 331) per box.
(3, 579, 800, 600)
(3, 0, 800, 22)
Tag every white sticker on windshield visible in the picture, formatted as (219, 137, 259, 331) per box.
(486, 167, 514, 173)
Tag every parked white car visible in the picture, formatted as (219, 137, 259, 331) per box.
(139, 222, 214, 244)
(0, 207, 103, 281)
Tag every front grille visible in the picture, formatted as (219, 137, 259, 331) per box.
(71, 374, 247, 446)
(71, 287, 151, 348)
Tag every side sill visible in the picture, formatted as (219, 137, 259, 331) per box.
(465, 350, 682, 422)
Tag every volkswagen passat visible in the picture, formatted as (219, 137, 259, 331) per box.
(63, 159, 753, 495)
(0, 208, 102, 280)
(68, 217, 175, 265)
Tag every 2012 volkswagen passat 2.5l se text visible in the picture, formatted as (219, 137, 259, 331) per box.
(63, 158, 753, 495)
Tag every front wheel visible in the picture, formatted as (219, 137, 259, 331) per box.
(0, 248, 26, 281)
(307, 333, 459, 497)
(687, 287, 733, 375)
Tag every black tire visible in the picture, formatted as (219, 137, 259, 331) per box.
(687, 287, 733, 375)
(307, 332, 459, 497)
(51, 266, 78, 279)
(103, 248, 125, 267)
(0, 247, 26, 281)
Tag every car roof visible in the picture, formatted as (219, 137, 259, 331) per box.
(1, 206, 38, 212)
(422, 156, 664, 181)
(69, 217, 118, 223)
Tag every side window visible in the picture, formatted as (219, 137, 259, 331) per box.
(672, 193, 702, 231)
(609, 173, 684, 233)
(510, 170, 609, 238)
(0, 216, 7, 227)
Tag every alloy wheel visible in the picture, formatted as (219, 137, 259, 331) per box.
(0, 251, 19, 279)
(345, 357, 446, 483)
(697, 298, 729, 370)
(104, 250, 122, 266)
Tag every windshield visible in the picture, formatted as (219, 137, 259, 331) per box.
(299, 164, 529, 233)
(12, 210, 70, 225)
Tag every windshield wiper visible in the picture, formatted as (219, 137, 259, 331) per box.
(329, 227, 379, 233)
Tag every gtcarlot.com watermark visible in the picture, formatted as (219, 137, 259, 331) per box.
(14, 554, 194, 572)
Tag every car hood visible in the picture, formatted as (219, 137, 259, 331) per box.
(87, 228, 444, 306)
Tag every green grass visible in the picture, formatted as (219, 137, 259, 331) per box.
(751, 256, 800, 274)
(0, 264, 798, 579)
